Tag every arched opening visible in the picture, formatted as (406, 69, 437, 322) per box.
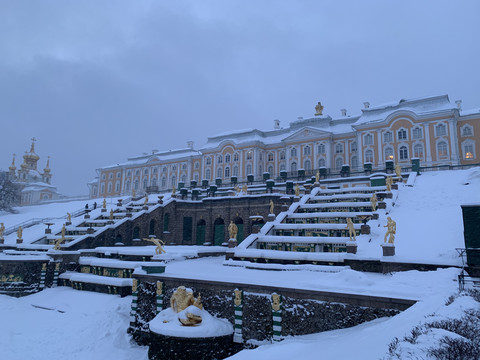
(163, 213, 170, 232)
(115, 234, 123, 245)
(149, 219, 156, 236)
(234, 217, 244, 243)
(196, 219, 206, 245)
(213, 218, 225, 246)
(132, 226, 140, 240)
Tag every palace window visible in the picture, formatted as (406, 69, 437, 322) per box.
(304, 146, 311, 156)
(280, 151, 285, 160)
(182, 164, 187, 170)
(364, 134, 373, 145)
(397, 129, 407, 141)
(437, 141, 448, 159)
(101, 183, 105, 193)
(247, 151, 253, 160)
(115, 181, 120, 192)
(291, 162, 297, 172)
(304, 160, 311, 171)
(144, 169, 148, 175)
(436, 123, 447, 136)
(414, 144, 424, 159)
(259, 153, 263, 161)
(365, 149, 374, 163)
(102, 174, 106, 180)
(218, 156, 222, 164)
(181, 174, 186, 183)
(268, 166, 274, 174)
(268, 153, 274, 161)
(351, 141, 357, 152)
(194, 162, 199, 169)
(172, 165, 176, 171)
(463, 141, 475, 160)
(205, 169, 211, 179)
(233, 166, 239, 176)
(412, 127, 423, 139)
(318, 143, 326, 154)
(126, 180, 131, 191)
(384, 131, 393, 143)
(108, 182, 112, 192)
(151, 178, 157, 187)
(233, 153, 239, 162)
(109, 173, 113, 179)
(351, 156, 358, 169)
(127, 171, 131, 177)
(143, 179, 148, 189)
(225, 154, 231, 163)
(206, 158, 212, 165)
(280, 163, 286, 171)
(225, 167, 230, 178)
(217, 167, 222, 178)
(161, 177, 166, 188)
(290, 148, 297, 157)
(194, 174, 199, 181)
(162, 167, 167, 173)
(246, 164, 252, 175)
(462, 125, 473, 137)
(335, 157, 343, 170)
(318, 158, 326, 168)
(399, 146, 408, 160)
(171, 176, 176, 187)
(134, 180, 139, 190)
(385, 147, 394, 160)
(335, 144, 343, 153)
(117, 172, 121, 178)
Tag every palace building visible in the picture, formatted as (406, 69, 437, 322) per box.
(6, 139, 61, 205)
(88, 94, 480, 199)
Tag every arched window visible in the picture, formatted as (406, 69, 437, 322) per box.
(399, 146, 408, 160)
(268, 153, 274, 161)
(335, 157, 343, 170)
(414, 144, 424, 159)
(436, 123, 447, 136)
(384, 131, 393, 143)
(225, 167, 230, 178)
(171, 176, 176, 187)
(280, 163, 286, 171)
(233, 153, 239, 162)
(304, 146, 311, 156)
(194, 162, 199, 169)
(318, 143, 326, 154)
(463, 141, 475, 159)
(126, 180, 131, 191)
(365, 149, 374, 163)
(225, 154, 231, 163)
(398, 129, 407, 141)
(217, 156, 223, 164)
(134, 180, 139, 190)
(109, 173, 113, 179)
(107, 183, 112, 193)
(318, 158, 326, 168)
(437, 141, 448, 159)
(205, 169, 211, 179)
(351, 156, 358, 169)
(143, 179, 147, 189)
(291, 162, 297, 172)
(217, 167, 222, 178)
(364, 134, 373, 145)
(115, 181, 120, 192)
(161, 177, 166, 188)
(247, 151, 253, 160)
(462, 125, 473, 137)
(127, 171, 132, 177)
(135, 170, 140, 176)
(233, 166, 239, 176)
(268, 165, 274, 175)
(291, 148, 297, 157)
(246, 164, 252, 175)
(151, 178, 157, 186)
(181, 174, 186, 183)
(206, 158, 212, 165)
(304, 160, 311, 171)
(144, 169, 149, 175)
(412, 127, 423, 139)
(280, 151, 285, 160)
(385, 147, 394, 160)
(351, 141, 357, 152)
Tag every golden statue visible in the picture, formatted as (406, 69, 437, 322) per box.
(132, 279, 138, 293)
(234, 185, 240, 193)
(269, 199, 274, 214)
(314, 101, 324, 116)
(0, 223, 5, 238)
(383, 216, 396, 244)
(170, 286, 203, 326)
(102, 198, 107, 209)
(315, 170, 320, 183)
(143, 237, 166, 255)
(242, 184, 248, 194)
(386, 176, 393, 192)
(228, 221, 238, 240)
(17, 226, 23, 240)
(395, 164, 401, 178)
(346, 218, 356, 241)
(370, 193, 378, 211)
(67, 212, 71, 223)
(172, 185, 176, 195)
(144, 195, 148, 206)
(53, 224, 68, 250)
(271, 293, 281, 311)
(156, 281, 163, 296)
(234, 289, 242, 306)
(295, 183, 300, 197)
(109, 209, 114, 220)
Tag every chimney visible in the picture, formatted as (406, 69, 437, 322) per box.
(455, 100, 462, 110)
(274, 119, 280, 129)
(187, 141, 194, 149)
(341, 109, 347, 117)
(363, 102, 370, 109)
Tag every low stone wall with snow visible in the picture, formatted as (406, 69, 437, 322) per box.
(130, 274, 409, 345)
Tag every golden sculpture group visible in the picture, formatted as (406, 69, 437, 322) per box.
(345, 218, 356, 241)
(170, 286, 204, 326)
(370, 193, 378, 211)
(228, 221, 238, 240)
(17, 226, 23, 240)
(384, 216, 396, 244)
(386, 176, 393, 192)
(144, 237, 166, 255)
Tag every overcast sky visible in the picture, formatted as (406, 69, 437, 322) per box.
(0, 1, 479, 196)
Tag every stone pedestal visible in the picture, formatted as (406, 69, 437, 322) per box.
(126, 213, 133, 218)
(16, 238, 23, 244)
(267, 214, 276, 222)
(281, 204, 289, 212)
(66, 222, 72, 226)
(304, 184, 312, 194)
(0, 237, 4, 244)
(381, 243, 395, 256)
(143, 206, 149, 211)
(86, 228, 95, 234)
(45, 228, 52, 234)
(346, 241, 357, 254)
(378, 202, 387, 210)
(391, 184, 398, 190)
(251, 225, 260, 234)
(117, 199, 123, 207)
(171, 194, 177, 199)
(293, 196, 300, 202)
(360, 224, 371, 235)
(107, 220, 114, 225)
(101, 208, 107, 213)
(313, 181, 320, 188)
(84, 214, 90, 219)
(228, 238, 237, 248)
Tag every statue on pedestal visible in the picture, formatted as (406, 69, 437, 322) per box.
(370, 193, 378, 211)
(17, 226, 23, 240)
(242, 184, 248, 194)
(102, 198, 107, 209)
(315, 170, 320, 183)
(67, 213, 71, 223)
(0, 223, 5, 239)
(295, 183, 300, 197)
(384, 217, 396, 244)
(172, 186, 176, 195)
(228, 221, 238, 240)
(144, 237, 166, 255)
(386, 176, 393, 192)
(144, 195, 149, 206)
(346, 218, 356, 241)
(395, 164, 401, 178)
(269, 199, 274, 214)
(170, 286, 203, 326)
(109, 209, 114, 220)
(314, 101, 324, 116)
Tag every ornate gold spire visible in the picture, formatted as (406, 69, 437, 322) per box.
(30, 137, 37, 153)
(43, 156, 51, 174)
(9, 153, 16, 172)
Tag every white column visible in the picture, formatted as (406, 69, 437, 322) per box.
(326, 138, 332, 169)
(424, 124, 432, 164)
(448, 119, 460, 164)
(356, 132, 362, 171)
(376, 129, 384, 168)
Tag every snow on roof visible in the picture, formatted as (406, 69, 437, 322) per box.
(460, 108, 480, 117)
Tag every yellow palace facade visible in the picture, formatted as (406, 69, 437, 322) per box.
(89, 95, 480, 198)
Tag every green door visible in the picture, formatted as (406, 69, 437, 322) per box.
(183, 217, 193, 244)
(214, 224, 225, 246)
(237, 224, 244, 243)
(196, 222, 206, 245)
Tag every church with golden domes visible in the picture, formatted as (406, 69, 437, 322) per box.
(7, 138, 61, 205)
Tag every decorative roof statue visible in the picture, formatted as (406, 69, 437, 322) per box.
(144, 237, 166, 255)
(346, 218, 356, 241)
(228, 221, 238, 240)
(314, 101, 324, 116)
(170, 286, 204, 326)
(384, 216, 396, 244)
